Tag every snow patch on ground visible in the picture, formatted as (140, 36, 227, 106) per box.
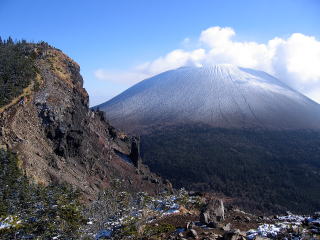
(247, 213, 320, 239)
(0, 216, 21, 230)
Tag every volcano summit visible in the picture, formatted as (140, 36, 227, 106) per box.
(97, 64, 320, 133)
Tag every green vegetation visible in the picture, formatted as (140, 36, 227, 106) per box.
(141, 124, 320, 214)
(0, 150, 87, 239)
(143, 223, 175, 237)
(0, 38, 37, 108)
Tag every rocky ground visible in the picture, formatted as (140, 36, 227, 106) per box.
(77, 189, 320, 240)
(1, 186, 319, 239)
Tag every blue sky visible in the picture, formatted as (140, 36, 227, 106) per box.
(1, 0, 320, 105)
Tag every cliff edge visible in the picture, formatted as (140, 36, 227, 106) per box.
(0, 42, 171, 200)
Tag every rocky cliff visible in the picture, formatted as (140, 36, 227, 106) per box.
(0, 42, 171, 200)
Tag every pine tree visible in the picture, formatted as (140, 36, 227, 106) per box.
(7, 37, 14, 45)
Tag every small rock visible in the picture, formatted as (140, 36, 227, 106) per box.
(222, 231, 239, 240)
(232, 229, 240, 234)
(200, 212, 210, 225)
(286, 211, 292, 216)
(207, 221, 218, 228)
(313, 211, 320, 218)
(187, 229, 198, 239)
(179, 206, 190, 215)
(258, 216, 267, 221)
(222, 223, 232, 231)
(150, 178, 159, 184)
(254, 236, 271, 240)
(310, 228, 320, 234)
(186, 221, 195, 229)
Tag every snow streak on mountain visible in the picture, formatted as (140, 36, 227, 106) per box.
(97, 64, 320, 132)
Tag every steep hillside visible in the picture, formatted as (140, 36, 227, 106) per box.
(0, 41, 171, 199)
(141, 125, 320, 214)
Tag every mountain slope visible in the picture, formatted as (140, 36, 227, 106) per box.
(141, 125, 320, 214)
(97, 64, 320, 133)
(0, 41, 171, 200)
(98, 65, 320, 214)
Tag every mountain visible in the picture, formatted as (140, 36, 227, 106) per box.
(0, 41, 171, 199)
(0, 40, 177, 239)
(97, 64, 320, 214)
(96, 64, 320, 133)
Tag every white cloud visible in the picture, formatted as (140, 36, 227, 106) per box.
(199, 26, 235, 48)
(94, 26, 320, 103)
(137, 49, 206, 76)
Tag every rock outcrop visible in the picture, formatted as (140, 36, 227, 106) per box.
(0, 43, 171, 199)
(200, 199, 225, 225)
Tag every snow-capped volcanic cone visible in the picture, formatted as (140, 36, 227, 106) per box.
(96, 64, 320, 133)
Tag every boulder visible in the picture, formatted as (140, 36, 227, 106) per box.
(200, 199, 225, 225)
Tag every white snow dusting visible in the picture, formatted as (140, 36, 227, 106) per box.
(98, 64, 320, 131)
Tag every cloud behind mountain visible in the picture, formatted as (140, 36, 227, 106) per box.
(95, 26, 320, 103)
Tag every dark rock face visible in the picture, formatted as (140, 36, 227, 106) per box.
(0, 44, 171, 199)
(129, 137, 142, 168)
